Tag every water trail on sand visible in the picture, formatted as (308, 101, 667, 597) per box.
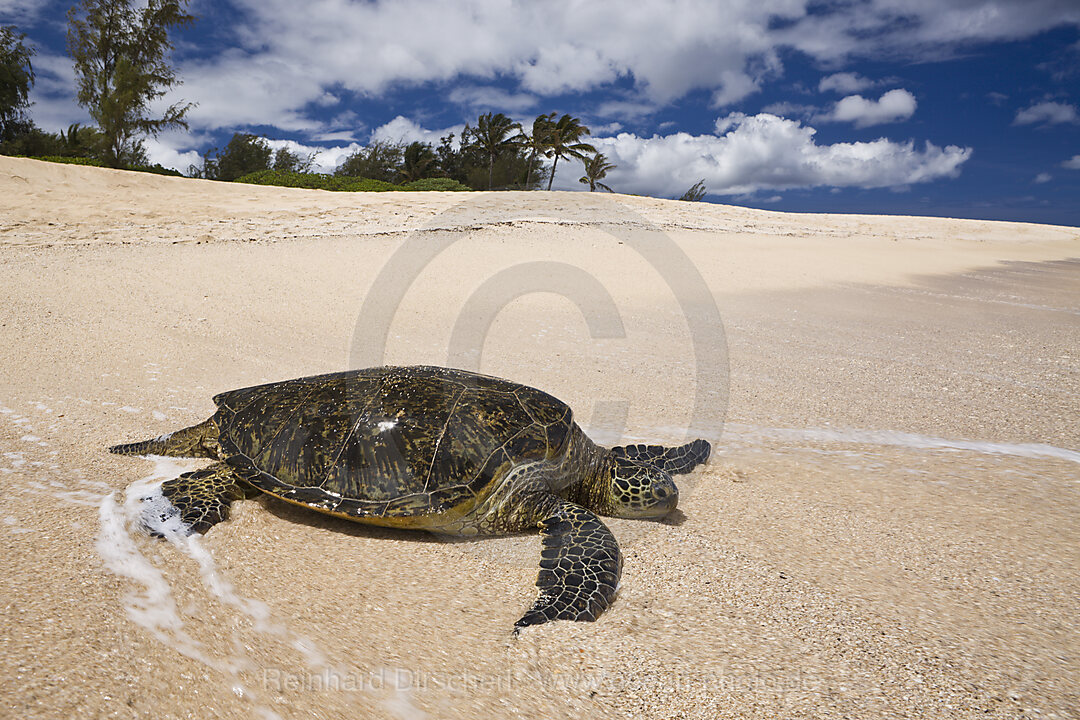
(95, 456, 335, 717)
(723, 424, 1080, 466)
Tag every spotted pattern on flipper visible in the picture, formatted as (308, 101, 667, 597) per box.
(611, 438, 711, 475)
(151, 462, 252, 536)
(515, 500, 622, 629)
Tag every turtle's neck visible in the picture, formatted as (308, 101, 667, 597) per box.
(560, 425, 615, 515)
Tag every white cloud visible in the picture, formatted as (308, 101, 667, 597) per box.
(447, 86, 537, 113)
(143, 136, 203, 173)
(777, 0, 1080, 61)
(30, 0, 1079, 169)
(158, 0, 1079, 136)
(1063, 155, 1080, 169)
(1013, 101, 1080, 126)
(820, 89, 917, 128)
(312, 92, 341, 108)
(261, 138, 362, 175)
(710, 69, 765, 108)
(593, 98, 662, 121)
(165, 0, 801, 127)
(309, 130, 362, 143)
(24, 52, 89, 132)
(819, 72, 875, 94)
(179, 52, 332, 132)
(590, 121, 624, 135)
(0, 0, 48, 22)
(1033, 172, 1052, 183)
(553, 112, 970, 197)
(369, 115, 463, 147)
(760, 101, 816, 118)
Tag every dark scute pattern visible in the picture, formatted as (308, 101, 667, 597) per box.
(542, 406, 573, 458)
(515, 501, 622, 628)
(213, 366, 572, 516)
(611, 438, 711, 475)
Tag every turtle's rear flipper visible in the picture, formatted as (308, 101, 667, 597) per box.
(110, 417, 222, 459)
(611, 438, 711, 475)
(141, 462, 252, 537)
(516, 501, 622, 629)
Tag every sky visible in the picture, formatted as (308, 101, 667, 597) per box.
(3, 0, 1080, 226)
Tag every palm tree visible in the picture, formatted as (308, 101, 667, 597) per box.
(679, 179, 707, 202)
(517, 112, 555, 189)
(579, 153, 616, 192)
(398, 141, 437, 183)
(473, 112, 521, 189)
(545, 114, 596, 190)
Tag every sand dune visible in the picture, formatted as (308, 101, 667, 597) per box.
(1, 156, 1078, 719)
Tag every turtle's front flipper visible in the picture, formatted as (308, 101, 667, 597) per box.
(611, 438, 711, 475)
(516, 500, 622, 628)
(142, 462, 253, 536)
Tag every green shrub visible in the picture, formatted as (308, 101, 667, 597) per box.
(29, 156, 181, 176)
(234, 169, 472, 192)
(234, 170, 398, 191)
(130, 163, 183, 176)
(400, 177, 472, 191)
(322, 176, 399, 192)
(34, 155, 106, 166)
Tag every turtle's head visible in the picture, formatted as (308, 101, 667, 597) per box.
(601, 455, 679, 519)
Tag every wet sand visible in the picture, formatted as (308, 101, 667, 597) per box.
(1, 156, 1078, 719)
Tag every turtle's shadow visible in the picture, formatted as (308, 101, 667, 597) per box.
(659, 508, 687, 526)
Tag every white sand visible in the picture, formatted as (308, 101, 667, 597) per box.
(1, 156, 1078, 719)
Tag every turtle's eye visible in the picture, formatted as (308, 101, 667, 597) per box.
(608, 457, 678, 518)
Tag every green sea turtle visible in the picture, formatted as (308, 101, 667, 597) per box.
(110, 365, 710, 628)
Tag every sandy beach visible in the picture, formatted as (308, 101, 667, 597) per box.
(1, 155, 1078, 719)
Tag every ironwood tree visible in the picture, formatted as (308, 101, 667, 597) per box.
(66, 0, 194, 167)
(0, 25, 35, 142)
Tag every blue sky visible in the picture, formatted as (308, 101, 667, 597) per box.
(4, 0, 1080, 226)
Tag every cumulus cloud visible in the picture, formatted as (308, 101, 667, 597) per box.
(1013, 101, 1080, 126)
(560, 112, 971, 197)
(166, 0, 797, 128)
(179, 52, 334, 131)
(819, 89, 917, 128)
(153, 0, 1080, 136)
(1033, 172, 1052, 183)
(819, 72, 875, 94)
(369, 115, 464, 147)
(1063, 155, 1080, 169)
(258, 138, 362, 175)
(143, 136, 203, 174)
